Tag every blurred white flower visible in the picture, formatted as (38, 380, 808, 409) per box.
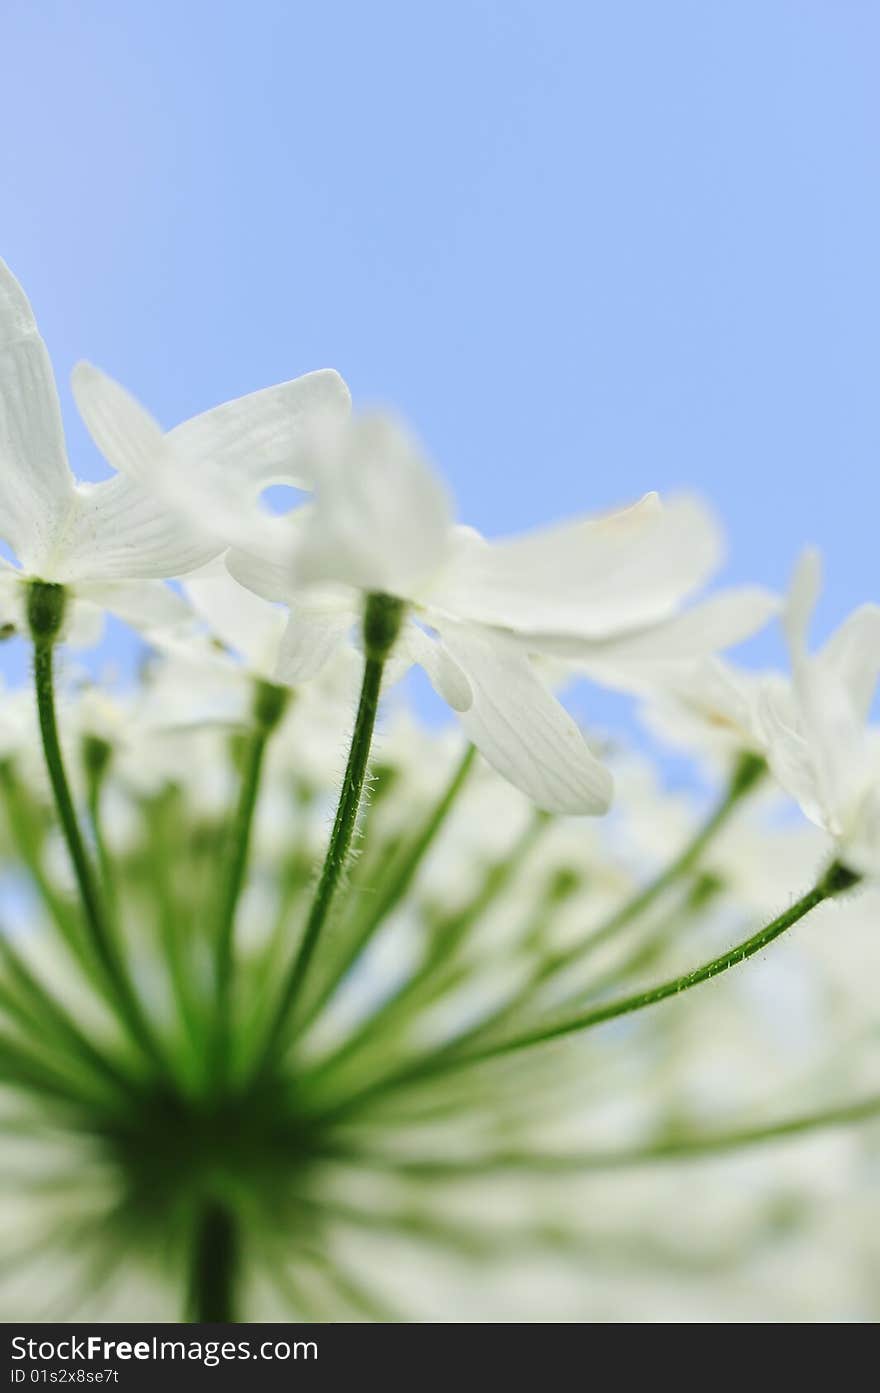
(635, 655, 770, 767)
(758, 550, 880, 876)
(0, 259, 206, 639)
(70, 372, 772, 814)
(0, 257, 350, 646)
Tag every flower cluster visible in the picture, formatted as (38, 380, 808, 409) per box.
(1, 257, 879, 1321)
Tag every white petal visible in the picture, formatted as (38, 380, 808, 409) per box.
(520, 586, 779, 668)
(75, 579, 192, 633)
(779, 552, 870, 830)
(401, 624, 473, 712)
(818, 603, 880, 721)
(757, 678, 828, 831)
(182, 561, 287, 672)
(54, 475, 222, 583)
(225, 514, 307, 602)
(840, 784, 880, 878)
(292, 414, 454, 597)
(71, 360, 170, 478)
(273, 599, 355, 686)
(73, 361, 350, 550)
(0, 565, 24, 630)
(428, 494, 723, 638)
(166, 369, 351, 501)
(0, 259, 75, 572)
(62, 600, 106, 650)
(439, 623, 613, 815)
(639, 656, 766, 754)
(783, 548, 822, 667)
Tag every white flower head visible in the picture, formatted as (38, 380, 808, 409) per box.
(70, 362, 768, 817)
(0, 258, 211, 638)
(70, 357, 352, 560)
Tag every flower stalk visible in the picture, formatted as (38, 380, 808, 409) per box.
(211, 678, 289, 1086)
(27, 580, 163, 1071)
(317, 859, 860, 1119)
(187, 1202, 240, 1323)
(254, 592, 405, 1070)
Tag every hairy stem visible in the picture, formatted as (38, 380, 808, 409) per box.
(437, 753, 765, 1060)
(255, 594, 403, 1071)
(293, 743, 477, 1035)
(303, 810, 549, 1090)
(544, 750, 766, 984)
(321, 861, 858, 1118)
(28, 584, 162, 1071)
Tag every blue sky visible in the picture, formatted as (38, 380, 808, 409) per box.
(3, 2, 878, 736)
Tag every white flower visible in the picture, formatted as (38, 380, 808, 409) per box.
(757, 550, 880, 875)
(176, 561, 289, 684)
(69, 366, 770, 815)
(635, 655, 770, 763)
(255, 413, 773, 815)
(0, 258, 200, 638)
(0, 257, 349, 645)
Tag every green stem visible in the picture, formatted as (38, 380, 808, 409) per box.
(0, 761, 92, 974)
(541, 750, 766, 984)
(254, 594, 403, 1072)
(435, 754, 765, 1061)
(0, 1024, 115, 1110)
(303, 810, 548, 1090)
(28, 584, 163, 1071)
(293, 743, 477, 1035)
(83, 735, 116, 923)
(142, 789, 204, 1061)
(350, 1091, 880, 1177)
(471, 874, 840, 1060)
(212, 681, 288, 1085)
(563, 873, 724, 1009)
(187, 1202, 239, 1322)
(319, 861, 858, 1117)
(0, 931, 135, 1102)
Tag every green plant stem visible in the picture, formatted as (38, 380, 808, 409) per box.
(0, 762, 92, 974)
(346, 1091, 880, 1178)
(254, 595, 402, 1073)
(211, 717, 277, 1087)
(187, 1202, 239, 1322)
(318, 861, 857, 1118)
(141, 790, 204, 1061)
(303, 811, 549, 1090)
(540, 750, 765, 986)
(31, 631, 163, 1071)
(294, 743, 477, 1035)
(0, 931, 135, 1101)
(430, 755, 765, 1063)
(0, 1025, 114, 1110)
(564, 873, 723, 1009)
(86, 782, 116, 921)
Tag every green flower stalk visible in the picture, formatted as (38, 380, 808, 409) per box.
(27, 581, 164, 1071)
(253, 593, 405, 1074)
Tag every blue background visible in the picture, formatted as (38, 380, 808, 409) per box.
(3, 2, 878, 735)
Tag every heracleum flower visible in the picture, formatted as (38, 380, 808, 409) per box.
(0, 258, 349, 641)
(259, 413, 779, 813)
(0, 259, 197, 638)
(5, 249, 879, 1327)
(71, 374, 773, 813)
